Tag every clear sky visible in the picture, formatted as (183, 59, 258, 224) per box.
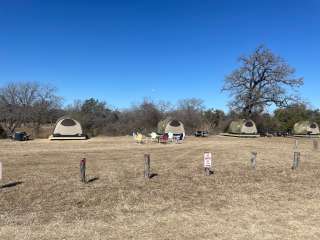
(0, 0, 319, 110)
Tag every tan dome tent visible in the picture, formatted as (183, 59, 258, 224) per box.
(49, 117, 87, 140)
(293, 121, 320, 137)
(157, 118, 185, 135)
(222, 119, 259, 138)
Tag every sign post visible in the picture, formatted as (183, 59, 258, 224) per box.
(0, 162, 2, 181)
(203, 152, 212, 176)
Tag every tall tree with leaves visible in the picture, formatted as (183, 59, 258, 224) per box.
(274, 104, 312, 132)
(79, 98, 112, 136)
(222, 45, 304, 117)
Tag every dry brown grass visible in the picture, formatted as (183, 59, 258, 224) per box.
(1, 136, 320, 239)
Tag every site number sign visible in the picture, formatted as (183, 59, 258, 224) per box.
(203, 152, 212, 168)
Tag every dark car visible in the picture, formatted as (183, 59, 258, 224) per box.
(194, 131, 209, 137)
(13, 132, 30, 141)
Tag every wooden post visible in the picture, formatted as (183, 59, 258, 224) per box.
(144, 154, 150, 179)
(0, 162, 2, 181)
(204, 167, 210, 176)
(251, 152, 257, 170)
(292, 152, 300, 170)
(294, 140, 299, 150)
(313, 139, 319, 150)
(80, 158, 86, 183)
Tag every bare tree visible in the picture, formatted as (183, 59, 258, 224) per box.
(202, 109, 226, 132)
(158, 100, 173, 115)
(0, 82, 62, 135)
(174, 98, 204, 133)
(222, 45, 303, 117)
(31, 84, 62, 130)
(125, 99, 162, 134)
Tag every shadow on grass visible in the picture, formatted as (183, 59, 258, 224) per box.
(0, 181, 23, 189)
(149, 173, 158, 179)
(87, 177, 99, 183)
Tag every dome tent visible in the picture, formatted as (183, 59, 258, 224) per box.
(157, 118, 185, 135)
(293, 121, 320, 136)
(49, 116, 87, 140)
(222, 119, 259, 138)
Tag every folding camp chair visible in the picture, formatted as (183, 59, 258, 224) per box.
(132, 132, 137, 139)
(174, 133, 184, 144)
(135, 133, 144, 144)
(160, 134, 169, 144)
(168, 132, 174, 143)
(150, 132, 158, 142)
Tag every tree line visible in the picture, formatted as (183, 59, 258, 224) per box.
(0, 45, 318, 138)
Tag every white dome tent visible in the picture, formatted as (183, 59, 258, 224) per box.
(49, 117, 87, 140)
(165, 120, 185, 135)
(221, 119, 259, 138)
(157, 118, 185, 136)
(293, 121, 320, 137)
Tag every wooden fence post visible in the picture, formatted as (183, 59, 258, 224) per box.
(144, 154, 150, 179)
(204, 167, 210, 176)
(80, 158, 86, 183)
(292, 152, 300, 170)
(313, 139, 319, 150)
(251, 152, 257, 170)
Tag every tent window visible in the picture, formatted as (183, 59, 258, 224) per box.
(170, 120, 181, 127)
(61, 119, 76, 126)
(245, 121, 253, 127)
(310, 123, 317, 129)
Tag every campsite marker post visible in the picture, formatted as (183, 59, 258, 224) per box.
(80, 158, 86, 183)
(250, 152, 257, 170)
(313, 139, 318, 150)
(294, 140, 299, 150)
(0, 162, 2, 181)
(203, 152, 212, 176)
(144, 154, 151, 179)
(292, 152, 300, 170)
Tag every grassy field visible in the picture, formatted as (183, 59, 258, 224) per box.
(1, 136, 320, 239)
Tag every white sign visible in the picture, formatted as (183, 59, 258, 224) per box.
(203, 152, 212, 168)
(0, 162, 2, 180)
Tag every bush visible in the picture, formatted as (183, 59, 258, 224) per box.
(0, 125, 7, 139)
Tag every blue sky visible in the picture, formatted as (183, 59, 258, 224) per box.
(0, 0, 319, 110)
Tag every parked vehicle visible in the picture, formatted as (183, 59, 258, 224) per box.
(201, 131, 209, 137)
(194, 131, 209, 137)
(13, 132, 31, 141)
